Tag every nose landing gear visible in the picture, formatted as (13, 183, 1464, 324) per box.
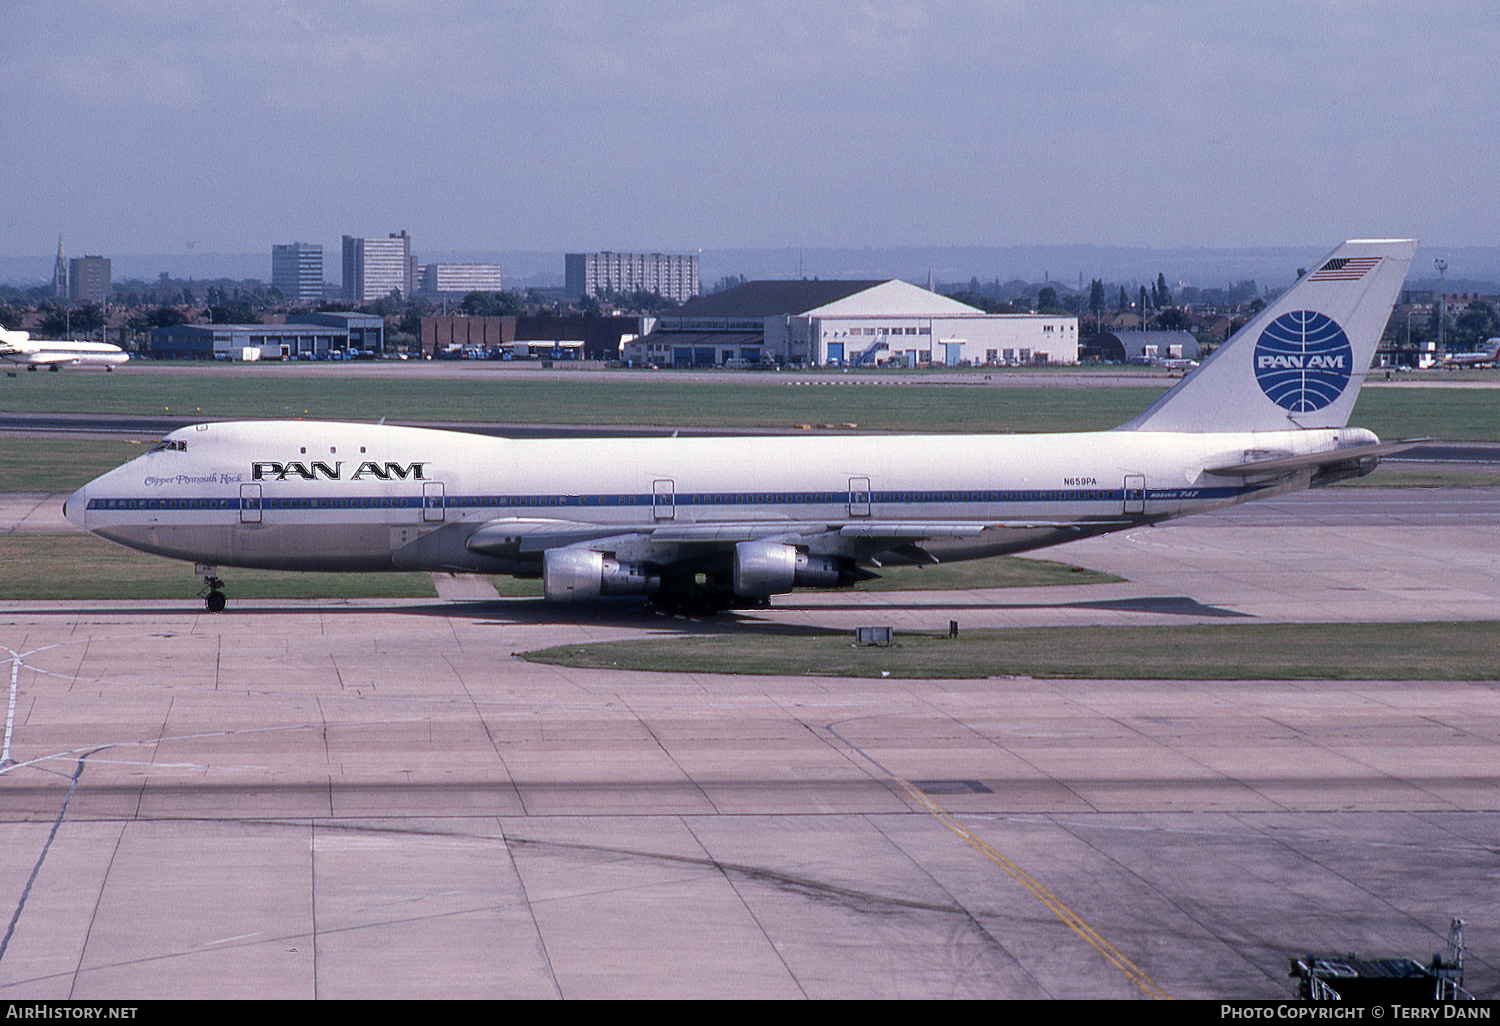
(196, 564, 227, 612)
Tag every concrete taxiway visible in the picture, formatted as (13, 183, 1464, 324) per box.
(0, 488, 1497, 999)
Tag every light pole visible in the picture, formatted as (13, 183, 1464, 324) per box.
(1434, 259, 1448, 357)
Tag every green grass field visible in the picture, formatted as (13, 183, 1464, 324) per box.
(0, 534, 439, 601)
(522, 621, 1500, 680)
(1, 370, 1495, 438)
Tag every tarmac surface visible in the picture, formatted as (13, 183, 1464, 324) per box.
(0, 488, 1497, 999)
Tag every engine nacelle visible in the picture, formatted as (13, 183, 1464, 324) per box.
(543, 548, 658, 602)
(733, 541, 844, 596)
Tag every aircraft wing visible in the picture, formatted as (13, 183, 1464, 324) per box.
(465, 516, 1130, 558)
(1204, 439, 1428, 477)
(3, 352, 79, 366)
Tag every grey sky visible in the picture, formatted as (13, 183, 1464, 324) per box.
(2, 1, 1495, 259)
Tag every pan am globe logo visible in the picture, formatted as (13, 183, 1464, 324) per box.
(1253, 311, 1353, 412)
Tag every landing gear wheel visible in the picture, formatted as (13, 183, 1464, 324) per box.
(198, 572, 227, 613)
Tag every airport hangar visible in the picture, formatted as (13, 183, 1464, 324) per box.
(1089, 329, 1203, 363)
(149, 312, 386, 360)
(622, 279, 1079, 368)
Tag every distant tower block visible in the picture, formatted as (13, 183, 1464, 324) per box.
(272, 243, 325, 304)
(68, 255, 111, 305)
(565, 252, 700, 304)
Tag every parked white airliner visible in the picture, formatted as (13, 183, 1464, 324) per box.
(65, 239, 1416, 613)
(1, 329, 130, 371)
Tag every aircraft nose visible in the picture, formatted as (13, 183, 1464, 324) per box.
(64, 484, 90, 532)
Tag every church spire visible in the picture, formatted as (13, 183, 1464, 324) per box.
(53, 234, 67, 298)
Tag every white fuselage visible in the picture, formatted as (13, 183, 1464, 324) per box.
(64, 420, 1369, 576)
(0, 334, 130, 368)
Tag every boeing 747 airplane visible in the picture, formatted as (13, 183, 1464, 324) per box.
(65, 239, 1416, 614)
(1, 329, 130, 372)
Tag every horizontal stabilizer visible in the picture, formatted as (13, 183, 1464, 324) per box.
(1205, 439, 1427, 477)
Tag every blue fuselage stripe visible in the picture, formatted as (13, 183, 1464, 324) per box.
(87, 485, 1253, 512)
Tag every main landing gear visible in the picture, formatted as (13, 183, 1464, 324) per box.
(197, 564, 227, 612)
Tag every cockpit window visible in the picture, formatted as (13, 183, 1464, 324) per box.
(149, 438, 188, 453)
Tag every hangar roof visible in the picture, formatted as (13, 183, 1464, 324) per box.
(801, 280, 983, 318)
(673, 278, 981, 320)
(673, 280, 885, 318)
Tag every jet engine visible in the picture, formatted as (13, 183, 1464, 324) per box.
(732, 540, 843, 597)
(543, 548, 659, 602)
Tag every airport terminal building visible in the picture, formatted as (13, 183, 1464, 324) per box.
(622, 279, 1078, 367)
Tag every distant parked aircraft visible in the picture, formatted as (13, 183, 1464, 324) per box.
(1441, 337, 1500, 369)
(0, 329, 130, 372)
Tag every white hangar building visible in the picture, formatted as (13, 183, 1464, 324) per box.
(623, 279, 1078, 368)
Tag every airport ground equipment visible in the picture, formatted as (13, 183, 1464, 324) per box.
(1290, 918, 1471, 1001)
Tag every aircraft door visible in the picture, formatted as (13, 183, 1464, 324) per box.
(423, 482, 446, 522)
(848, 476, 872, 517)
(1123, 474, 1145, 515)
(653, 479, 675, 520)
(239, 484, 262, 524)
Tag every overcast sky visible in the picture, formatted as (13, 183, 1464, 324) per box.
(2, 1, 1495, 259)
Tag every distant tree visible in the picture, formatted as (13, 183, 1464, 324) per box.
(1228, 280, 1259, 306)
(129, 307, 186, 334)
(944, 290, 1015, 314)
(1118, 286, 1129, 314)
(1089, 279, 1105, 316)
(366, 291, 404, 317)
(36, 308, 68, 337)
(596, 289, 679, 314)
(711, 275, 747, 294)
(461, 290, 524, 316)
(1153, 308, 1190, 331)
(525, 288, 560, 313)
(208, 302, 257, 325)
(1037, 286, 1060, 313)
(1454, 300, 1500, 347)
(35, 302, 103, 337)
(1138, 286, 1149, 318)
(0, 304, 19, 330)
(1156, 273, 1172, 307)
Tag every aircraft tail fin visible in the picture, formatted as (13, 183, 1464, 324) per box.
(1118, 239, 1416, 433)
